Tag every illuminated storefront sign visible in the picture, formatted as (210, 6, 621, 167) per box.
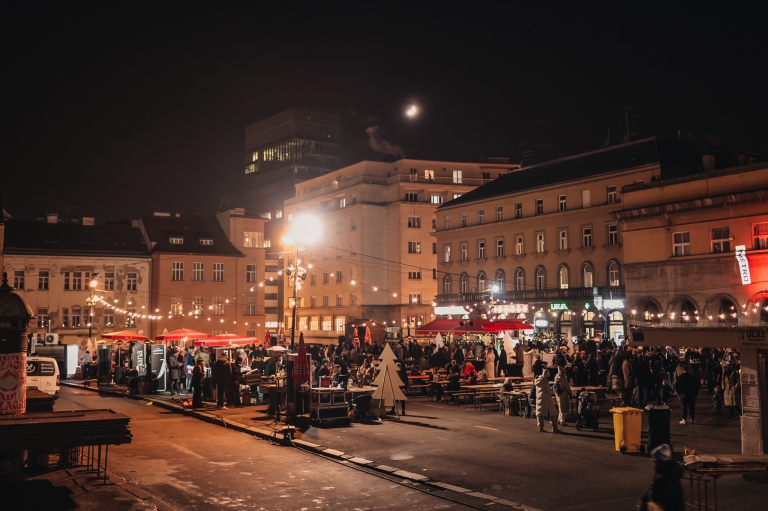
(550, 302, 569, 311)
(493, 303, 529, 314)
(735, 245, 751, 285)
(534, 319, 549, 328)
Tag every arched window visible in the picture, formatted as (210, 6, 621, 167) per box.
(535, 267, 546, 290)
(558, 265, 569, 289)
(608, 261, 620, 286)
(477, 271, 487, 292)
(443, 274, 452, 295)
(582, 263, 594, 288)
(495, 270, 505, 292)
(459, 273, 469, 294)
(514, 268, 525, 291)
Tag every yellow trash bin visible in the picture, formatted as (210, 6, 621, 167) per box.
(610, 407, 644, 453)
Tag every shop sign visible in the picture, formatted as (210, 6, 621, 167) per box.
(550, 302, 569, 311)
(493, 303, 529, 314)
(534, 319, 549, 328)
(738, 328, 768, 349)
(385, 327, 401, 333)
(735, 245, 751, 285)
(593, 295, 602, 308)
(603, 299, 624, 309)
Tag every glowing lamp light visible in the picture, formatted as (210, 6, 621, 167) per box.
(406, 105, 418, 117)
(284, 214, 322, 246)
(90, 279, 98, 288)
(393, 293, 397, 297)
(492, 285, 499, 292)
(373, 287, 378, 291)
(350, 280, 356, 285)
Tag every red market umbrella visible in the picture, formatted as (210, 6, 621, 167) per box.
(194, 333, 254, 347)
(293, 332, 310, 387)
(482, 321, 534, 333)
(101, 330, 148, 341)
(154, 328, 211, 341)
(264, 329, 271, 348)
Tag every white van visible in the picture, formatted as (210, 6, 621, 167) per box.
(26, 356, 60, 400)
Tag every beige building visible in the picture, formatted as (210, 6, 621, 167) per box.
(433, 138, 705, 341)
(139, 209, 267, 340)
(2, 215, 151, 349)
(282, 158, 518, 343)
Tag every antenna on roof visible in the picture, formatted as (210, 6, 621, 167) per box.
(618, 105, 640, 143)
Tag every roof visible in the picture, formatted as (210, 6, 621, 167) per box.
(442, 137, 703, 208)
(2, 219, 149, 258)
(139, 215, 243, 256)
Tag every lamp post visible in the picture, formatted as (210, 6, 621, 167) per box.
(86, 274, 99, 352)
(282, 215, 321, 351)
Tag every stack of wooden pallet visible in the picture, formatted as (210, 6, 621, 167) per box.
(683, 454, 768, 474)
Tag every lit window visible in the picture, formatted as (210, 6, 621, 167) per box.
(452, 170, 463, 184)
(559, 266, 569, 289)
(430, 195, 443, 204)
(444, 245, 451, 263)
(515, 236, 524, 255)
(199, 239, 213, 246)
(582, 264, 594, 288)
(169, 237, 184, 244)
(535, 267, 545, 290)
(536, 233, 545, 253)
(171, 297, 184, 316)
(212, 297, 224, 315)
(608, 262, 620, 286)
(425, 169, 434, 180)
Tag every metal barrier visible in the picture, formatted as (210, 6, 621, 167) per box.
(684, 471, 718, 511)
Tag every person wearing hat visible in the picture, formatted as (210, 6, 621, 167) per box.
(639, 444, 684, 511)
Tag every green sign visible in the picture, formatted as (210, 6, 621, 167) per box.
(584, 302, 591, 310)
(550, 302, 569, 311)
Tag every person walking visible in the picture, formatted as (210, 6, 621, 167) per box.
(535, 369, 560, 433)
(167, 348, 181, 395)
(212, 353, 232, 410)
(497, 345, 508, 377)
(191, 359, 205, 409)
(639, 444, 684, 511)
(722, 364, 741, 417)
(554, 365, 572, 426)
(675, 364, 698, 425)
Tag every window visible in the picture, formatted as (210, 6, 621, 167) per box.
(443, 274, 452, 294)
(408, 271, 422, 280)
(127, 273, 137, 291)
(495, 206, 503, 222)
(460, 243, 468, 261)
(559, 230, 568, 250)
(172, 262, 184, 281)
(323, 272, 329, 284)
(495, 270, 506, 292)
(754, 222, 768, 249)
(127, 310, 137, 328)
(425, 169, 434, 180)
(478, 241, 485, 259)
(350, 295, 358, 306)
(559, 266, 569, 289)
(171, 297, 184, 316)
(323, 296, 329, 307)
(444, 245, 451, 263)
(432, 218, 436, 229)
(496, 239, 504, 257)
(336, 271, 343, 283)
(432, 268, 437, 279)
(409, 167, 417, 181)
(264, 293, 278, 300)
(453, 194, 462, 199)
(13, 271, 24, 289)
(536, 233, 545, 253)
(515, 269, 525, 291)
(339, 198, 346, 209)
(608, 261, 620, 286)
(582, 227, 593, 248)
(407, 216, 421, 228)
(673, 231, 690, 256)
(608, 224, 619, 245)
(169, 237, 184, 245)
(104, 272, 115, 290)
(478, 272, 486, 291)
(408, 241, 421, 254)
(582, 189, 591, 208)
(322, 317, 332, 331)
(535, 199, 543, 215)
(246, 264, 256, 283)
(37, 308, 49, 329)
(192, 262, 204, 281)
(430, 195, 443, 204)
(711, 227, 731, 253)
(515, 236, 524, 255)
(558, 195, 566, 212)
(104, 312, 114, 328)
(63, 272, 71, 290)
(452, 170, 463, 183)
(243, 231, 263, 248)
(213, 263, 224, 282)
(482, 172, 491, 180)
(515, 203, 522, 219)
(460, 213, 467, 227)
(72, 272, 82, 290)
(335, 317, 345, 333)
(212, 297, 224, 315)
(535, 267, 546, 290)
(275, 210, 283, 219)
(582, 263, 594, 288)
(607, 185, 617, 204)
(409, 293, 422, 304)
(336, 295, 343, 306)
(432, 243, 437, 254)
(405, 193, 418, 202)
(460, 274, 469, 293)
(71, 307, 81, 328)
(444, 217, 450, 230)
(199, 239, 213, 246)
(310, 296, 317, 308)
(310, 274, 316, 285)
(478, 209, 485, 224)
(298, 317, 307, 331)
(336, 221, 342, 234)
(38, 271, 49, 290)
(193, 297, 205, 315)
(310, 317, 319, 331)
(61, 308, 69, 328)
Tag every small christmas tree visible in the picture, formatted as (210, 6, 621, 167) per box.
(371, 343, 406, 414)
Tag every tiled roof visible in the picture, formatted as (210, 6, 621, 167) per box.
(2, 219, 149, 257)
(139, 216, 243, 256)
(442, 137, 703, 208)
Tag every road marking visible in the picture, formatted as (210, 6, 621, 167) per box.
(424, 405, 442, 409)
(474, 426, 498, 431)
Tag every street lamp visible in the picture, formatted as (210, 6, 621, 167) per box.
(282, 214, 321, 351)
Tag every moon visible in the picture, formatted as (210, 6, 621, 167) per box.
(406, 105, 417, 117)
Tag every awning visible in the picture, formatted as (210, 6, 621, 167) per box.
(482, 321, 533, 333)
(194, 333, 255, 347)
(101, 330, 148, 341)
(415, 319, 487, 335)
(154, 328, 211, 341)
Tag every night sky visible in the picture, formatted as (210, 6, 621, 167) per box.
(3, 2, 767, 222)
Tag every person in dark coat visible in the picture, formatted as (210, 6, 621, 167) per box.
(639, 444, 684, 511)
(586, 353, 600, 386)
(675, 364, 699, 424)
(263, 352, 278, 376)
(191, 359, 205, 408)
(533, 354, 545, 378)
(634, 353, 652, 407)
(227, 357, 243, 408)
(212, 354, 232, 409)
(497, 346, 508, 377)
(167, 349, 181, 395)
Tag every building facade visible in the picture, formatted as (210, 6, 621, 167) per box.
(433, 138, 704, 342)
(2, 215, 151, 348)
(139, 210, 267, 340)
(282, 158, 518, 343)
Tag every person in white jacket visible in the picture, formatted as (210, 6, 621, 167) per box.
(535, 370, 560, 433)
(554, 366, 572, 426)
(484, 348, 496, 379)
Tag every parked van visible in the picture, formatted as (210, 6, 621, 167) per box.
(26, 356, 60, 400)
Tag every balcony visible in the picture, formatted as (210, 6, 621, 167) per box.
(435, 285, 625, 305)
(388, 174, 493, 187)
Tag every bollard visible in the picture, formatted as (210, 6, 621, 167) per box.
(0, 273, 35, 415)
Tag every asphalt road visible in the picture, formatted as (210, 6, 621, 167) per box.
(56, 387, 469, 510)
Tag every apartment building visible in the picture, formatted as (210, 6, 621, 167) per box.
(282, 158, 518, 343)
(2, 215, 151, 347)
(139, 209, 267, 339)
(433, 138, 704, 342)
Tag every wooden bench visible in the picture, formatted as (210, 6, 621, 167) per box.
(473, 390, 500, 410)
(407, 384, 429, 397)
(444, 390, 473, 407)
